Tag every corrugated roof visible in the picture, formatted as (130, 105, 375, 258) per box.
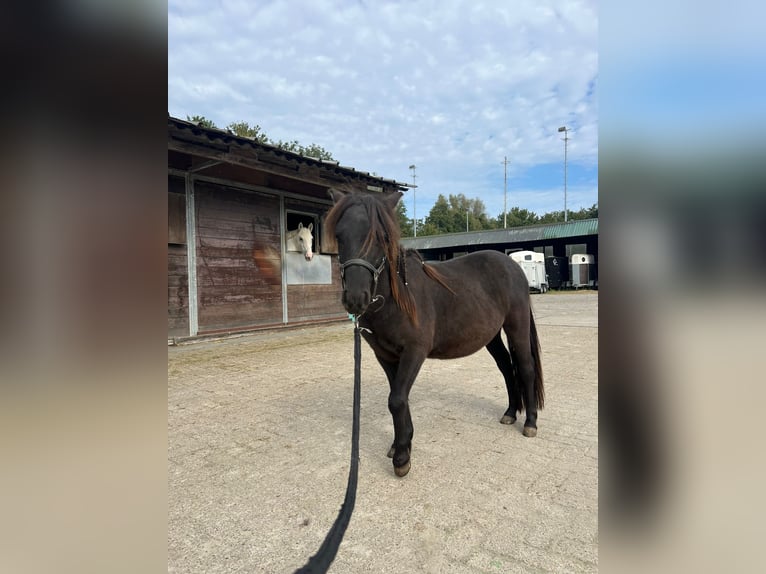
(168, 115, 408, 189)
(540, 219, 598, 239)
(401, 218, 598, 250)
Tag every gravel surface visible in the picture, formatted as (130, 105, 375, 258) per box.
(169, 291, 598, 573)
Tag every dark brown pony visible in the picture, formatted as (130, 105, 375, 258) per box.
(326, 189, 544, 477)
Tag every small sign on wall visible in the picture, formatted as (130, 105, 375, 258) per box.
(285, 252, 333, 285)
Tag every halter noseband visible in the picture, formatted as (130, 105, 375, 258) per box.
(339, 256, 387, 295)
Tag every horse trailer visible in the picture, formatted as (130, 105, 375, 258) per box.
(510, 250, 548, 293)
(570, 253, 596, 288)
(545, 256, 569, 289)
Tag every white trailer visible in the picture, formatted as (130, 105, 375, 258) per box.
(570, 253, 596, 288)
(509, 250, 548, 293)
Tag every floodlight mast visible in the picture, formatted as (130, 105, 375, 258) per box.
(408, 164, 417, 236)
(557, 126, 569, 222)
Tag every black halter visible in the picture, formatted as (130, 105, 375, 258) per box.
(339, 256, 386, 302)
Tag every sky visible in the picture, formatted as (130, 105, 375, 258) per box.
(168, 0, 598, 221)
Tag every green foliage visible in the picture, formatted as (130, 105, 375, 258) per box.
(424, 193, 495, 234)
(396, 199, 414, 237)
(537, 204, 598, 224)
(419, 195, 598, 236)
(273, 140, 335, 160)
(575, 203, 599, 219)
(185, 114, 335, 160)
(495, 206, 539, 228)
(186, 115, 217, 129)
(226, 121, 268, 143)
(425, 194, 451, 232)
(538, 210, 566, 224)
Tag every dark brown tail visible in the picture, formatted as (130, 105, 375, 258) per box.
(529, 309, 545, 409)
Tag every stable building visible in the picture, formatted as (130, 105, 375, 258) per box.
(401, 219, 598, 289)
(168, 116, 406, 341)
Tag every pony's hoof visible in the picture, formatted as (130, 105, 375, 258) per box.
(522, 426, 537, 437)
(394, 461, 411, 477)
(500, 415, 516, 425)
(386, 446, 395, 458)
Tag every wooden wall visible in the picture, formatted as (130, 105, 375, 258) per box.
(168, 243, 189, 337)
(168, 177, 351, 338)
(287, 259, 345, 322)
(168, 177, 189, 337)
(195, 182, 283, 332)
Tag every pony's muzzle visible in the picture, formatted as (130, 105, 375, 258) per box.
(342, 288, 370, 315)
(305, 250, 313, 261)
(339, 256, 384, 315)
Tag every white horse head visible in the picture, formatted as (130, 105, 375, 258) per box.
(286, 222, 314, 261)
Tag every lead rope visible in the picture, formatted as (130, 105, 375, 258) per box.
(294, 316, 363, 574)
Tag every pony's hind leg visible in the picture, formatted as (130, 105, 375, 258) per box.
(485, 332, 521, 425)
(504, 311, 543, 437)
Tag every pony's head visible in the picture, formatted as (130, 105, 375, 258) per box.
(325, 189, 405, 316)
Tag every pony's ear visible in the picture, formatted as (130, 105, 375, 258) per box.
(328, 188, 346, 203)
(298, 222, 304, 230)
(308, 222, 313, 232)
(383, 191, 403, 212)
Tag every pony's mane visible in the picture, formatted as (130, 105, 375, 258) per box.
(325, 192, 451, 325)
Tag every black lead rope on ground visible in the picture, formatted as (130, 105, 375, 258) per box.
(294, 319, 362, 574)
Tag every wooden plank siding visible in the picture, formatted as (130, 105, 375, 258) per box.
(167, 177, 352, 338)
(168, 243, 189, 337)
(286, 258, 346, 322)
(168, 176, 189, 337)
(195, 182, 283, 332)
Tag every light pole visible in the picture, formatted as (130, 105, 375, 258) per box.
(501, 156, 509, 228)
(409, 164, 417, 237)
(557, 126, 569, 222)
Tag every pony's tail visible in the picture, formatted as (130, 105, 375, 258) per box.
(529, 309, 545, 410)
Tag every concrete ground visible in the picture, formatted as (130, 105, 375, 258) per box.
(168, 292, 598, 573)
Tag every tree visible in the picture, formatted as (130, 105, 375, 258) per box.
(495, 207, 539, 228)
(396, 198, 414, 237)
(186, 115, 217, 129)
(537, 204, 598, 224)
(185, 114, 335, 160)
(569, 204, 598, 220)
(226, 121, 268, 143)
(538, 210, 566, 224)
(424, 194, 452, 233)
(416, 196, 597, 235)
(269, 139, 335, 160)
(421, 193, 495, 234)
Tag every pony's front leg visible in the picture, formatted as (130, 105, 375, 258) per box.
(373, 355, 399, 459)
(387, 350, 426, 477)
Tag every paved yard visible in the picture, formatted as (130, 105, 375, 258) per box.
(168, 292, 598, 573)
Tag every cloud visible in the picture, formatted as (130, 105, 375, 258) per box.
(168, 0, 598, 217)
